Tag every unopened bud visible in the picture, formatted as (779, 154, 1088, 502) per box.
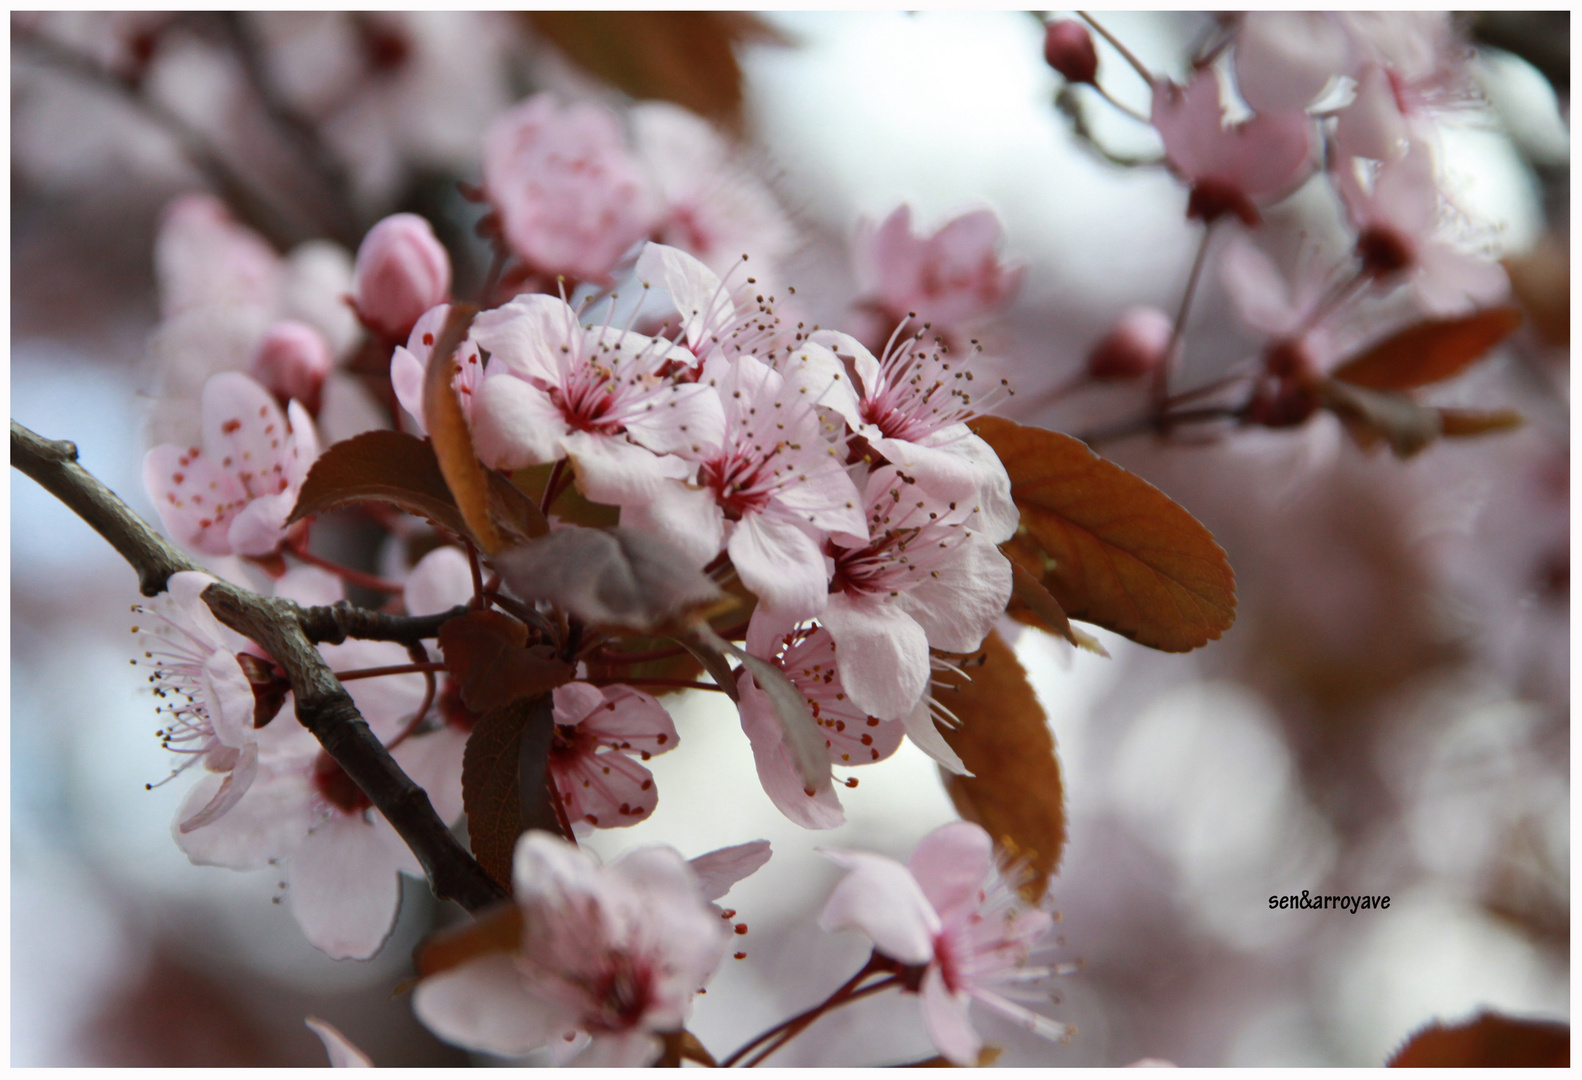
(352, 213, 451, 339)
(1044, 21, 1098, 85)
(249, 320, 332, 414)
(1087, 307, 1172, 381)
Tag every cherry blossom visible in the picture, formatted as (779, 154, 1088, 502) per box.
(632, 102, 796, 283)
(811, 327, 1018, 543)
(821, 466, 1012, 722)
(819, 822, 1065, 1066)
(630, 352, 867, 616)
(134, 571, 266, 833)
(144, 371, 320, 557)
(1335, 139, 1508, 314)
(352, 212, 452, 340)
(413, 831, 732, 1066)
(389, 302, 485, 435)
(172, 568, 440, 960)
(482, 94, 658, 283)
(548, 681, 679, 830)
(854, 205, 1024, 332)
(1151, 68, 1312, 225)
(468, 293, 720, 507)
(1232, 12, 1354, 113)
(736, 612, 906, 829)
(635, 242, 799, 369)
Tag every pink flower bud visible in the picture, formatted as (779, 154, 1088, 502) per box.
(1087, 307, 1173, 380)
(249, 320, 332, 413)
(352, 213, 451, 340)
(1044, 20, 1098, 85)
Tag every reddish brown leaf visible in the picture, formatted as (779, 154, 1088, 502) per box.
(423, 304, 502, 554)
(1331, 307, 1523, 391)
(972, 416, 1236, 652)
(485, 470, 550, 543)
(509, 463, 616, 530)
(1007, 556, 1108, 656)
(288, 430, 471, 535)
(1437, 407, 1525, 439)
(461, 694, 562, 888)
(934, 631, 1065, 900)
(523, 12, 787, 130)
(1388, 1012, 1568, 1067)
(438, 610, 571, 714)
(415, 903, 523, 978)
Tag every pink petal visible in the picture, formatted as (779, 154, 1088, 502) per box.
(575, 685, 679, 756)
(819, 591, 931, 721)
(471, 293, 577, 385)
(737, 674, 847, 830)
(287, 814, 407, 960)
(470, 374, 568, 471)
(174, 765, 316, 869)
(728, 513, 831, 620)
(921, 964, 982, 1066)
(635, 242, 733, 353)
(552, 681, 608, 722)
(619, 482, 725, 569)
(226, 490, 295, 556)
(144, 445, 248, 557)
(623, 381, 727, 459)
(390, 346, 428, 434)
(689, 840, 773, 902)
(817, 850, 938, 965)
(554, 745, 662, 829)
(201, 649, 259, 750)
(404, 545, 473, 617)
(177, 741, 258, 833)
(1334, 63, 1411, 163)
(305, 1017, 374, 1068)
(573, 1032, 665, 1068)
(561, 430, 691, 507)
(902, 698, 969, 776)
(1233, 12, 1352, 112)
(414, 953, 565, 1057)
(895, 534, 1011, 653)
(907, 821, 994, 921)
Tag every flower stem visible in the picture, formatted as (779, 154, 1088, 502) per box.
(1077, 12, 1156, 89)
(289, 542, 405, 594)
(721, 954, 895, 1067)
(334, 661, 449, 681)
(1153, 221, 1217, 412)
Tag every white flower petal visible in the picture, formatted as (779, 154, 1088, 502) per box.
(817, 850, 938, 965)
(819, 591, 930, 720)
(729, 513, 830, 619)
(921, 964, 982, 1066)
(288, 814, 406, 960)
(470, 375, 568, 471)
(414, 953, 566, 1057)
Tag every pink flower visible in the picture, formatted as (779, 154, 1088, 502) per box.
(548, 682, 679, 830)
(467, 293, 720, 507)
(1336, 139, 1509, 314)
(352, 212, 451, 340)
(1151, 68, 1313, 225)
(134, 571, 264, 833)
(854, 205, 1024, 331)
(249, 320, 333, 415)
(144, 371, 320, 557)
(821, 466, 1012, 722)
(629, 353, 867, 617)
(736, 612, 906, 830)
(155, 193, 283, 320)
(635, 242, 798, 368)
(631, 102, 795, 283)
(413, 832, 733, 1066)
(481, 94, 658, 282)
(812, 327, 1018, 544)
(389, 303, 485, 435)
(173, 568, 441, 960)
(819, 822, 1065, 1066)
(1219, 237, 1342, 373)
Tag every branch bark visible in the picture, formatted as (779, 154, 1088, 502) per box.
(11, 419, 506, 912)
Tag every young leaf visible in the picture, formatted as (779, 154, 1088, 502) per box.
(437, 610, 572, 714)
(423, 303, 502, 554)
(1330, 307, 1523, 391)
(1321, 379, 1442, 458)
(415, 902, 523, 978)
(461, 694, 564, 888)
(288, 430, 471, 536)
(1388, 1012, 1568, 1067)
(493, 525, 724, 634)
(934, 630, 1065, 901)
(971, 416, 1235, 653)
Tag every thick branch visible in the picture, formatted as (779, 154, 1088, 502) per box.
(12, 419, 505, 912)
(298, 602, 471, 646)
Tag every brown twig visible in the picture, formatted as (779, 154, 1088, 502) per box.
(11, 419, 506, 912)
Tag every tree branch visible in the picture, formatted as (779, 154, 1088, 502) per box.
(11, 419, 506, 913)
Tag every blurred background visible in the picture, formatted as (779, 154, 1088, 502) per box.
(11, 11, 1569, 1066)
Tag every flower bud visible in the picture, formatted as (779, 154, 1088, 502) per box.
(1087, 307, 1173, 381)
(352, 213, 451, 339)
(249, 320, 332, 414)
(1043, 20, 1098, 85)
